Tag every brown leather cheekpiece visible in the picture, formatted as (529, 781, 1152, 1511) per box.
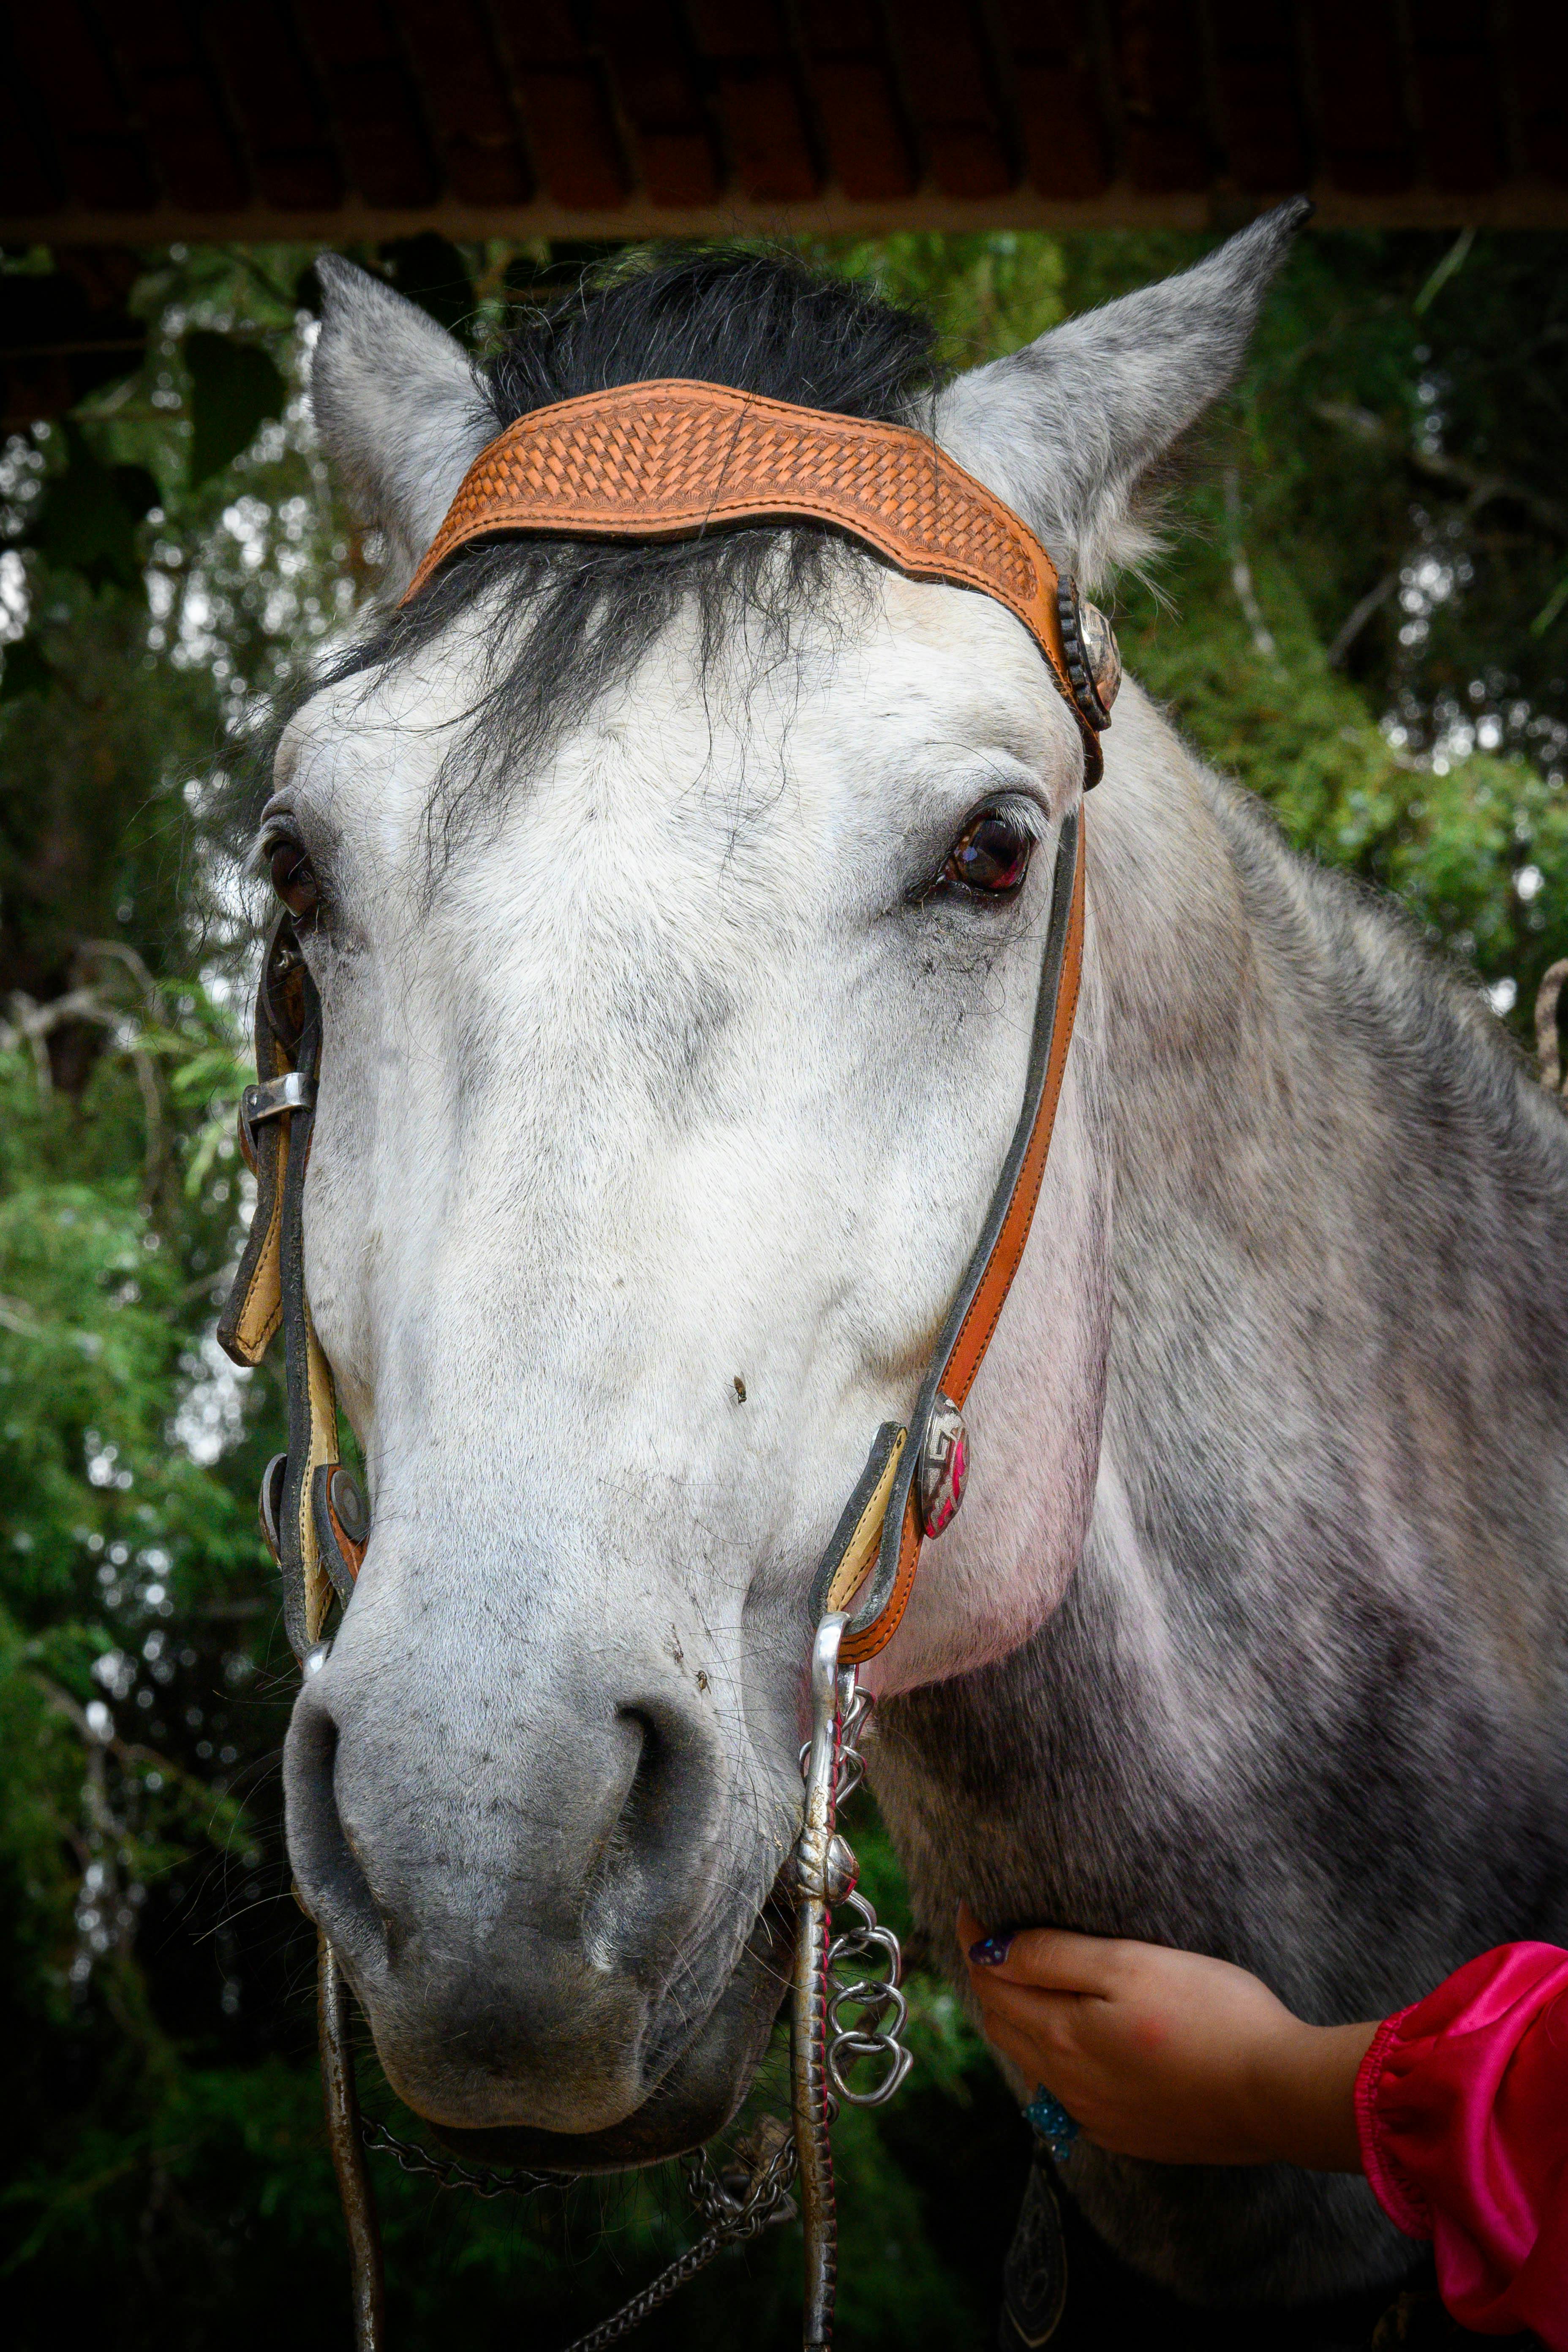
(401, 380, 1100, 779)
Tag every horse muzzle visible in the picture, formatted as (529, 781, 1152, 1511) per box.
(283, 1641, 789, 2145)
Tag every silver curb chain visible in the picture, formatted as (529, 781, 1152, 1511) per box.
(819, 1681, 913, 2114)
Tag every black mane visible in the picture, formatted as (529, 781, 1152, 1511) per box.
(279, 251, 941, 848)
(485, 248, 936, 427)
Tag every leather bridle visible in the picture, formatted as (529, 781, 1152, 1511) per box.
(221, 380, 1114, 2350)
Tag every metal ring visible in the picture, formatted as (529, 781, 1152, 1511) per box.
(828, 2036, 914, 2108)
(828, 1982, 907, 2044)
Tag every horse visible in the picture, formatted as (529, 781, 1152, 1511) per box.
(269, 207, 1568, 2315)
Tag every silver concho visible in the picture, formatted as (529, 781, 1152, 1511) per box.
(1079, 599, 1121, 714)
(918, 1392, 970, 1538)
(1057, 576, 1122, 736)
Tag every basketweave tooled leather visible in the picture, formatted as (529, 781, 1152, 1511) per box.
(400, 380, 1098, 772)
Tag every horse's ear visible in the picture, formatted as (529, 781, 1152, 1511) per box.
(310, 256, 497, 595)
(934, 198, 1311, 590)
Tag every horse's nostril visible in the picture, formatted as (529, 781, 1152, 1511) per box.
(617, 1705, 664, 1833)
(581, 1699, 716, 1967)
(283, 1685, 388, 1974)
(614, 1702, 698, 1857)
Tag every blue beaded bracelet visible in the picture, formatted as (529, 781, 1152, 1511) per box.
(1024, 2087, 1080, 2160)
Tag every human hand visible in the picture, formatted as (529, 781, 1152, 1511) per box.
(957, 1903, 1375, 2169)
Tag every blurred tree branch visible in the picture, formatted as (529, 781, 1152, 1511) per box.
(1313, 398, 1568, 538)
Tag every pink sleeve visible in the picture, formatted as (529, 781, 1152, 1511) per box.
(1355, 1941, 1568, 2348)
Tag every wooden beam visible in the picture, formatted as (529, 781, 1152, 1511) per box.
(4, 180, 1568, 247)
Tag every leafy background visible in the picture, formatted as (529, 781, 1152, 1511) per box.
(1, 226, 1565, 2348)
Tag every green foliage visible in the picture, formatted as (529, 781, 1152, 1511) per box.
(182, 331, 287, 488)
(1, 226, 1565, 2346)
(26, 423, 158, 591)
(830, 229, 1069, 364)
(1103, 228, 1568, 1016)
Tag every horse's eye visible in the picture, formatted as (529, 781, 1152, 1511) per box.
(942, 811, 1034, 897)
(269, 837, 319, 919)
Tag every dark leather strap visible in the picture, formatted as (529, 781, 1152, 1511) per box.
(218, 927, 297, 1365)
(811, 809, 1086, 1661)
(219, 914, 360, 1657)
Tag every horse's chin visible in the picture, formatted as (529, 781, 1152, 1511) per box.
(402, 1896, 794, 2177)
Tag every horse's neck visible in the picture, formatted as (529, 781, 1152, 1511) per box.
(877, 688, 1568, 2010)
(1089, 691, 1568, 1677)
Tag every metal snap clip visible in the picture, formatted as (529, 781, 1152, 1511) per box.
(239, 1071, 317, 1169)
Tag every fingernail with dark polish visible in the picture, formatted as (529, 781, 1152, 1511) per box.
(969, 1933, 1013, 1966)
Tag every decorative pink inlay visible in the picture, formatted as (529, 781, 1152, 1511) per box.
(919, 1400, 970, 1538)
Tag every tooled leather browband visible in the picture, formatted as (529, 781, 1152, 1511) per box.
(400, 380, 1101, 784)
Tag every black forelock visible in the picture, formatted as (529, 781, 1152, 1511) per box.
(484, 247, 938, 427)
(250, 250, 942, 857)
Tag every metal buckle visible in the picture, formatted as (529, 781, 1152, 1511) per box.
(239, 1072, 317, 1170)
(244, 1071, 316, 1123)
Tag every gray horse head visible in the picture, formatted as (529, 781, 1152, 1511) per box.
(286, 221, 1568, 2295)
(276, 218, 1308, 2154)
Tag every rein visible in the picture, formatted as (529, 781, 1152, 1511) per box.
(221, 380, 1114, 2348)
